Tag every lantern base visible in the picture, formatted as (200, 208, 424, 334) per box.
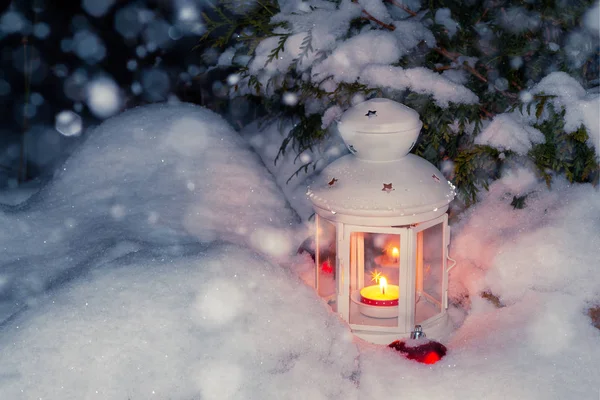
(351, 290, 398, 318)
(350, 312, 452, 345)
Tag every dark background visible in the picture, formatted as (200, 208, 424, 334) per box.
(0, 0, 236, 188)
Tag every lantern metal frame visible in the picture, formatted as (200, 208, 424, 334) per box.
(314, 213, 454, 344)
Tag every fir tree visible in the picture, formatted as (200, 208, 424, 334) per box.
(201, 0, 599, 205)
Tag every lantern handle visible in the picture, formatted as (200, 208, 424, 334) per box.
(447, 256, 457, 273)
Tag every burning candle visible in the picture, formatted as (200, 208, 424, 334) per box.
(374, 245, 400, 267)
(391, 247, 399, 262)
(359, 273, 399, 306)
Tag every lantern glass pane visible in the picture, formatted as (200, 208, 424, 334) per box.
(414, 222, 444, 324)
(316, 216, 337, 311)
(349, 232, 400, 327)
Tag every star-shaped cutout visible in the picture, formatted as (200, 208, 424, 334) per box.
(365, 110, 377, 118)
(382, 183, 394, 193)
(328, 178, 338, 186)
(432, 174, 441, 183)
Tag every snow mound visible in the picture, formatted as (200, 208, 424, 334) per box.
(0, 103, 297, 323)
(451, 170, 600, 307)
(0, 244, 359, 399)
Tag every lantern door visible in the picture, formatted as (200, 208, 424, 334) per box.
(408, 214, 448, 326)
(341, 225, 411, 333)
(315, 214, 338, 310)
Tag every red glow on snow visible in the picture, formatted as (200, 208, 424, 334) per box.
(422, 351, 442, 364)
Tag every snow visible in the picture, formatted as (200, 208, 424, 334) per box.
(583, 1, 600, 35)
(435, 8, 459, 38)
(312, 31, 403, 83)
(218, 47, 237, 67)
(322, 105, 344, 128)
(564, 29, 598, 69)
(510, 56, 523, 69)
(82, 0, 116, 18)
(0, 11, 28, 34)
(0, 181, 40, 206)
(141, 68, 171, 101)
(496, 7, 540, 34)
(0, 103, 297, 322)
(0, 245, 357, 399)
(357, 0, 391, 22)
(0, 102, 599, 399)
(282, 91, 299, 106)
(474, 113, 545, 155)
(392, 19, 436, 50)
(85, 76, 122, 118)
(532, 72, 600, 157)
(143, 19, 173, 49)
(239, 2, 470, 107)
(33, 22, 50, 39)
(126, 59, 137, 71)
(241, 118, 347, 221)
(114, 6, 145, 39)
(360, 66, 479, 106)
(72, 30, 106, 64)
(176, 1, 200, 22)
(55, 111, 83, 137)
(240, 0, 362, 94)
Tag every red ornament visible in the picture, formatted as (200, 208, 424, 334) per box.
(321, 259, 334, 274)
(388, 339, 447, 364)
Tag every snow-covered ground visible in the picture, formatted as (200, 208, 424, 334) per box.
(0, 103, 598, 399)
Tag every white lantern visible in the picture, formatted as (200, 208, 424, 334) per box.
(307, 98, 457, 345)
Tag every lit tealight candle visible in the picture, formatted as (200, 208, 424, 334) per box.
(360, 275, 399, 306)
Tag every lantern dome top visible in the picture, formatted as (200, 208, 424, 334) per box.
(338, 98, 421, 135)
(307, 99, 456, 226)
(337, 98, 423, 162)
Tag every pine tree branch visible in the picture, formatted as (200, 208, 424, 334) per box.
(434, 47, 518, 100)
(354, 6, 512, 105)
(361, 10, 396, 31)
(383, 0, 417, 17)
(255, 0, 275, 16)
(474, 8, 489, 25)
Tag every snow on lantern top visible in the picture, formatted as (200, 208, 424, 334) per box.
(307, 99, 456, 226)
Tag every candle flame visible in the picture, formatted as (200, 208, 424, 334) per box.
(379, 277, 388, 295)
